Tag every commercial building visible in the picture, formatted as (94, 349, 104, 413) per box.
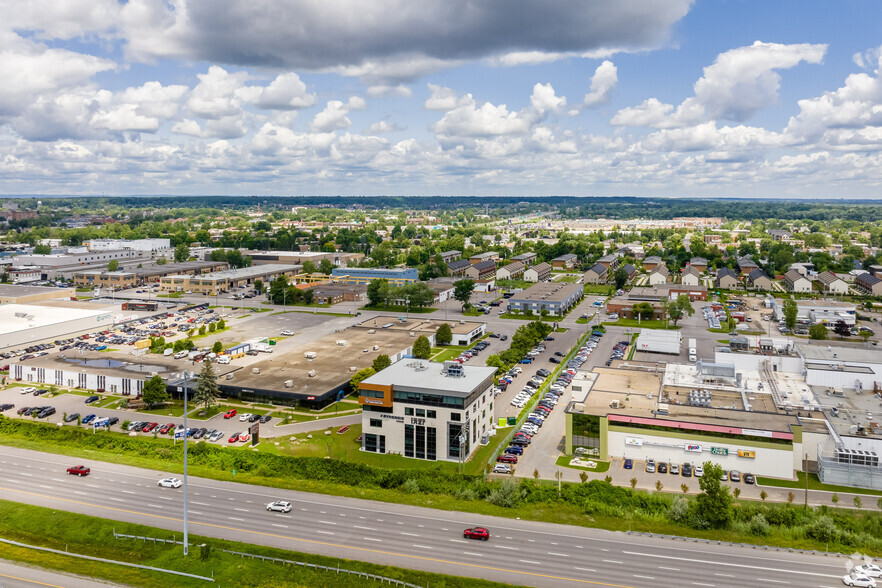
(506, 282, 583, 316)
(0, 284, 75, 304)
(247, 250, 363, 268)
(307, 283, 367, 305)
(330, 267, 418, 286)
(769, 299, 857, 326)
(0, 303, 116, 351)
(565, 362, 805, 478)
(73, 261, 229, 288)
(87, 239, 171, 253)
(159, 264, 299, 295)
(523, 262, 552, 283)
(359, 360, 496, 461)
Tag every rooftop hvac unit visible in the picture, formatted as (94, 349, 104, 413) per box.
(225, 373, 234, 380)
(336, 340, 347, 346)
(284, 380, 293, 388)
(308, 370, 316, 378)
(252, 368, 260, 374)
(409, 332, 415, 337)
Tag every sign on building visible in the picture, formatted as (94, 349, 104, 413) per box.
(737, 450, 756, 458)
(711, 447, 728, 456)
(625, 437, 643, 446)
(684, 444, 703, 453)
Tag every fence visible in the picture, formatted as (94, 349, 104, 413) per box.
(114, 532, 423, 587)
(0, 536, 215, 582)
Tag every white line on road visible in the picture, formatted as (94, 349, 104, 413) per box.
(156, 496, 174, 501)
(316, 531, 335, 535)
(189, 511, 202, 515)
(73, 491, 86, 496)
(659, 567, 680, 571)
(623, 551, 839, 580)
(714, 573, 735, 578)
(109, 497, 124, 502)
(121, 490, 135, 495)
(463, 552, 483, 557)
(574, 568, 596, 573)
(38, 485, 52, 489)
(191, 501, 210, 506)
(548, 552, 569, 558)
(412, 545, 432, 550)
(757, 580, 789, 585)
(318, 521, 337, 526)
(692, 584, 715, 587)
(353, 526, 377, 531)
(86, 483, 98, 488)
(449, 539, 467, 544)
(233, 508, 249, 512)
(229, 517, 245, 522)
(146, 504, 163, 509)
(603, 560, 623, 564)
(272, 524, 288, 529)
(633, 576, 655, 581)
(363, 537, 382, 542)
(496, 545, 519, 551)
(400, 532, 420, 537)
(519, 560, 541, 565)
(20, 473, 32, 477)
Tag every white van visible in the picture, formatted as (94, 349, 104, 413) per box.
(217, 355, 231, 364)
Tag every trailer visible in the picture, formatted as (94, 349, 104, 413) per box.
(688, 338, 697, 362)
(635, 330, 682, 355)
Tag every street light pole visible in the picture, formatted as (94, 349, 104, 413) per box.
(182, 370, 190, 555)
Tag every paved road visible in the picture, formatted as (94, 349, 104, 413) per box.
(0, 559, 125, 588)
(0, 446, 852, 588)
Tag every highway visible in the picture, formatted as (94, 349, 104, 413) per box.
(0, 446, 851, 588)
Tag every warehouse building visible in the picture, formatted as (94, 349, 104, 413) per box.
(73, 261, 229, 288)
(0, 284, 75, 304)
(159, 264, 299, 295)
(330, 267, 418, 286)
(0, 303, 117, 351)
(359, 359, 496, 461)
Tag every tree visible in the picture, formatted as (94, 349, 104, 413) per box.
(436, 322, 453, 346)
(833, 320, 851, 339)
(453, 279, 475, 310)
(613, 267, 628, 290)
(193, 360, 220, 415)
(174, 243, 190, 263)
(268, 275, 289, 305)
(319, 258, 334, 275)
(854, 496, 862, 509)
(760, 490, 768, 502)
(656, 480, 663, 492)
(809, 323, 828, 340)
(199, 325, 207, 336)
(372, 354, 391, 372)
(253, 279, 264, 294)
(156, 257, 167, 265)
(142, 375, 169, 407)
(302, 260, 316, 274)
(668, 295, 696, 326)
(630, 477, 638, 489)
(831, 492, 839, 506)
(350, 366, 376, 392)
(107, 259, 119, 272)
(211, 340, 223, 353)
(632, 302, 655, 320)
(783, 298, 798, 330)
(693, 462, 733, 528)
(33, 244, 51, 254)
(413, 335, 431, 359)
(366, 278, 390, 307)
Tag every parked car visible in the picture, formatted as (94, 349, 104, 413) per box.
(64, 413, 80, 423)
(623, 458, 633, 469)
(497, 454, 518, 464)
(224, 409, 237, 419)
(84, 395, 100, 404)
(492, 464, 512, 474)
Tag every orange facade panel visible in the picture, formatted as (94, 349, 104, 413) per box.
(358, 382, 393, 408)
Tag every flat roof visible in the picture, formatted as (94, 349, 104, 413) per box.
(354, 316, 484, 336)
(0, 284, 73, 298)
(798, 343, 882, 364)
(200, 264, 299, 279)
(362, 359, 496, 396)
(0, 304, 112, 336)
(508, 282, 582, 303)
(796, 299, 856, 309)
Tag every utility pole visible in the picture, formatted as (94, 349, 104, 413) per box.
(804, 452, 809, 510)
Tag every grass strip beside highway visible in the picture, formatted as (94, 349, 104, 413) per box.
(757, 472, 882, 497)
(0, 499, 513, 588)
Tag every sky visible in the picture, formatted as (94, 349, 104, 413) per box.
(2, 1, 882, 199)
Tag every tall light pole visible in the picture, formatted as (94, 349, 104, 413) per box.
(182, 369, 190, 555)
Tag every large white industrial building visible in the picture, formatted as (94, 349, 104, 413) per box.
(0, 304, 117, 351)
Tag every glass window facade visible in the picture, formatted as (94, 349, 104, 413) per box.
(572, 413, 601, 451)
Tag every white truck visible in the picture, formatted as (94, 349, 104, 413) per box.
(252, 342, 273, 353)
(688, 338, 697, 362)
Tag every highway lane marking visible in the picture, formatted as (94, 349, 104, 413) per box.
(603, 560, 623, 564)
(714, 573, 734, 577)
(622, 551, 840, 580)
(272, 524, 288, 529)
(192, 501, 210, 506)
(549, 552, 570, 557)
(413, 545, 432, 549)
(121, 490, 135, 494)
(233, 508, 249, 512)
(20, 473, 32, 477)
(463, 552, 483, 557)
(449, 539, 467, 544)
(363, 537, 383, 542)
(316, 531, 335, 535)
(692, 584, 714, 587)
(0, 572, 65, 587)
(0, 484, 641, 588)
(659, 567, 680, 571)
(38, 485, 52, 490)
(400, 532, 420, 537)
(633, 576, 655, 581)
(353, 526, 377, 531)
(228, 517, 245, 522)
(146, 504, 164, 509)
(574, 568, 597, 573)
(73, 491, 86, 496)
(109, 497, 124, 502)
(519, 560, 541, 565)
(757, 580, 789, 584)
(496, 545, 519, 551)
(318, 520, 337, 525)
(190, 511, 203, 515)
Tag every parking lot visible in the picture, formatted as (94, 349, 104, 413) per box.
(611, 456, 757, 494)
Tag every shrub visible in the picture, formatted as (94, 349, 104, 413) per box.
(668, 497, 689, 522)
(487, 479, 524, 508)
(748, 513, 770, 536)
(807, 516, 838, 543)
(402, 479, 420, 494)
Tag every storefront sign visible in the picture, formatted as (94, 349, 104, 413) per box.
(737, 450, 756, 458)
(625, 437, 643, 446)
(711, 447, 729, 456)
(742, 429, 773, 438)
(380, 414, 404, 422)
(684, 444, 703, 453)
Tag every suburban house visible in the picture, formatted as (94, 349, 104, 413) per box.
(816, 270, 848, 294)
(583, 263, 608, 284)
(768, 230, 792, 241)
(551, 253, 578, 269)
(597, 253, 621, 270)
(447, 259, 472, 277)
(688, 257, 708, 273)
(715, 267, 740, 289)
(620, 264, 638, 283)
(469, 251, 499, 264)
(642, 256, 663, 271)
(510, 252, 537, 268)
(524, 262, 552, 283)
(496, 261, 524, 281)
(464, 260, 497, 281)
(680, 265, 702, 286)
(439, 250, 462, 264)
(856, 272, 882, 296)
(737, 257, 759, 275)
(647, 265, 669, 285)
(784, 269, 812, 293)
(746, 268, 773, 291)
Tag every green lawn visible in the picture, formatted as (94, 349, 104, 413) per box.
(359, 304, 437, 313)
(93, 395, 124, 409)
(575, 318, 589, 324)
(552, 274, 579, 283)
(757, 472, 882, 497)
(137, 403, 187, 417)
(555, 455, 611, 473)
(602, 319, 680, 330)
(582, 284, 613, 294)
(0, 499, 507, 588)
(431, 348, 463, 362)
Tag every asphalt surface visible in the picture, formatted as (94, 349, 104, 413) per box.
(0, 446, 853, 588)
(0, 560, 125, 588)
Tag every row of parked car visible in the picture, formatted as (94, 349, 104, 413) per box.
(632, 458, 756, 484)
(605, 337, 629, 366)
(451, 340, 492, 364)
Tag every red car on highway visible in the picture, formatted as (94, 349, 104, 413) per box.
(66, 465, 90, 476)
(224, 409, 237, 419)
(463, 527, 490, 541)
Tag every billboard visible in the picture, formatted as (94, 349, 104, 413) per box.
(249, 422, 260, 446)
(684, 444, 703, 453)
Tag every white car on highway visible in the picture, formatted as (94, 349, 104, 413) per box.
(157, 478, 182, 488)
(843, 573, 877, 587)
(281, 330, 294, 336)
(855, 566, 882, 579)
(266, 500, 292, 513)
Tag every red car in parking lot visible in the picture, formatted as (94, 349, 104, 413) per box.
(463, 527, 490, 541)
(141, 422, 158, 433)
(224, 409, 237, 419)
(496, 454, 518, 464)
(159, 423, 175, 434)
